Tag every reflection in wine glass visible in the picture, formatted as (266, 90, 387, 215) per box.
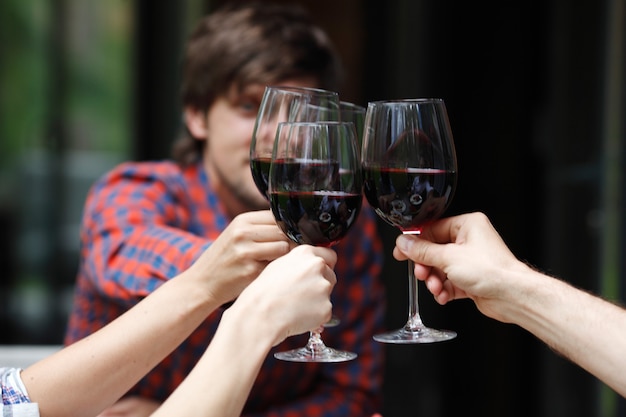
(361, 98, 458, 344)
(316, 101, 366, 328)
(339, 101, 366, 148)
(250, 86, 340, 199)
(269, 121, 362, 362)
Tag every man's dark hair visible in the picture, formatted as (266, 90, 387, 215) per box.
(172, 1, 343, 165)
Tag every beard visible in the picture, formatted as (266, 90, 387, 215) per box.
(211, 158, 270, 212)
(233, 185, 270, 211)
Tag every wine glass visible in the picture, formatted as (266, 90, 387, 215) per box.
(361, 98, 458, 344)
(250, 86, 340, 199)
(339, 101, 366, 148)
(269, 121, 362, 362)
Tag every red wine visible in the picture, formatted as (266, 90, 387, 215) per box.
(273, 158, 342, 189)
(362, 166, 456, 232)
(250, 157, 271, 199)
(270, 190, 362, 247)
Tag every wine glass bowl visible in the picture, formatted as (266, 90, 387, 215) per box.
(361, 98, 458, 344)
(250, 86, 344, 329)
(339, 101, 366, 147)
(269, 121, 362, 362)
(250, 86, 340, 199)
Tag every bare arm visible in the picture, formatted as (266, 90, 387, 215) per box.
(22, 269, 218, 417)
(393, 212, 626, 396)
(22, 211, 292, 417)
(151, 245, 337, 417)
(507, 268, 626, 397)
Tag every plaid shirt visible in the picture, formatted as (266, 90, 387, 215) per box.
(64, 160, 386, 416)
(1, 367, 40, 417)
(1, 368, 30, 405)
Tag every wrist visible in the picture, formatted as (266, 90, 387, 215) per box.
(166, 269, 222, 316)
(219, 304, 277, 353)
(495, 265, 557, 325)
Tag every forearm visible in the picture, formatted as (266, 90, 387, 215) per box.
(150, 293, 380, 417)
(503, 268, 626, 396)
(24, 274, 220, 417)
(152, 303, 273, 417)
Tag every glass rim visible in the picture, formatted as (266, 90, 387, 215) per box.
(264, 85, 339, 97)
(276, 121, 354, 128)
(367, 98, 444, 105)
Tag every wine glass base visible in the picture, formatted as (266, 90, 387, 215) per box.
(373, 327, 457, 344)
(274, 346, 357, 363)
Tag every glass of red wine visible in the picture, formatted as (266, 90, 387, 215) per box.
(361, 98, 458, 344)
(250, 86, 340, 200)
(269, 121, 362, 362)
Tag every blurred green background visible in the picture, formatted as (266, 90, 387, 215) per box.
(0, 1, 624, 417)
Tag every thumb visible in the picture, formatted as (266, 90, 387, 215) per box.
(394, 234, 442, 269)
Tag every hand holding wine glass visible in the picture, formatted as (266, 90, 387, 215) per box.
(361, 98, 458, 344)
(269, 121, 362, 362)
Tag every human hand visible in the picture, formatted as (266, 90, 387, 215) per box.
(393, 212, 529, 321)
(183, 210, 295, 305)
(230, 244, 337, 346)
(95, 396, 160, 417)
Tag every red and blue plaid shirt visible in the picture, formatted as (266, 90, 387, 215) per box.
(64, 160, 386, 416)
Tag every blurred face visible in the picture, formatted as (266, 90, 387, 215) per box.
(186, 78, 319, 217)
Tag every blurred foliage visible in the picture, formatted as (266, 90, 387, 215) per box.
(0, 1, 51, 163)
(0, 0, 134, 343)
(0, 0, 132, 168)
(0, 0, 209, 344)
(64, 1, 132, 153)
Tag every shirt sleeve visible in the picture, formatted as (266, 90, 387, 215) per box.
(1, 367, 40, 416)
(80, 162, 210, 303)
(1, 367, 30, 405)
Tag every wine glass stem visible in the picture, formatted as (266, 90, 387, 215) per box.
(306, 327, 327, 355)
(406, 259, 425, 331)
